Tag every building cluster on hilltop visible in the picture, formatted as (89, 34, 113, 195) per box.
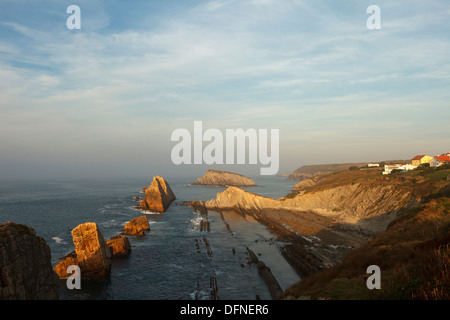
(382, 152, 450, 175)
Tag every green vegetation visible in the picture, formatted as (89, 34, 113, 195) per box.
(301, 169, 381, 193)
(412, 163, 450, 179)
(282, 192, 299, 200)
(426, 169, 450, 180)
(417, 163, 431, 169)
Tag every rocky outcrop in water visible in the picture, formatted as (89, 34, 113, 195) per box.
(107, 235, 131, 257)
(0, 222, 60, 300)
(53, 251, 78, 280)
(139, 176, 176, 212)
(121, 216, 150, 237)
(54, 222, 112, 280)
(247, 247, 283, 299)
(210, 276, 219, 300)
(71, 223, 112, 279)
(192, 170, 256, 187)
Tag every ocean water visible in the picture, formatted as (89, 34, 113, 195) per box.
(0, 175, 300, 300)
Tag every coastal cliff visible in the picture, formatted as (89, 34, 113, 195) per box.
(0, 222, 59, 299)
(204, 169, 449, 277)
(192, 170, 256, 187)
(281, 185, 450, 300)
(205, 179, 416, 235)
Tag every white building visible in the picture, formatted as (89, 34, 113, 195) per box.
(382, 164, 418, 175)
(383, 164, 400, 175)
(430, 155, 450, 168)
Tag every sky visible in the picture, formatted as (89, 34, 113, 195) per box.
(0, 0, 449, 180)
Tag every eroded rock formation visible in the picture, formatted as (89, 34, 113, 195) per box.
(54, 222, 112, 280)
(71, 223, 112, 279)
(53, 251, 78, 279)
(107, 235, 131, 257)
(292, 178, 317, 192)
(140, 176, 176, 213)
(205, 182, 416, 235)
(203, 172, 441, 276)
(0, 222, 59, 300)
(121, 215, 150, 237)
(192, 170, 256, 187)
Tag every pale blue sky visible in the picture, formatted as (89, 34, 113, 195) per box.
(1, 0, 449, 180)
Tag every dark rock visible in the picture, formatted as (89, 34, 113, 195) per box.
(0, 222, 59, 299)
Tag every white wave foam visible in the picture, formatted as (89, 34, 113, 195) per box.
(190, 211, 207, 230)
(301, 235, 322, 243)
(141, 209, 162, 215)
(131, 206, 161, 215)
(190, 289, 210, 300)
(169, 263, 183, 270)
(52, 236, 65, 244)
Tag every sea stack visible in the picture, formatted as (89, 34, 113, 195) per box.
(192, 170, 256, 187)
(139, 176, 176, 213)
(54, 222, 112, 280)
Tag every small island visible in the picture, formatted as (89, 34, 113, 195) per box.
(191, 170, 256, 187)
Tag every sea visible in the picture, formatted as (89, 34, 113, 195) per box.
(0, 175, 301, 300)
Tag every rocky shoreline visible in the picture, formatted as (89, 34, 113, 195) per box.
(200, 170, 440, 279)
(246, 247, 283, 299)
(200, 204, 336, 279)
(4, 169, 444, 300)
(185, 200, 293, 299)
(0, 171, 390, 299)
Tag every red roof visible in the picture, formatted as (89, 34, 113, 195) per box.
(412, 155, 426, 160)
(435, 156, 450, 162)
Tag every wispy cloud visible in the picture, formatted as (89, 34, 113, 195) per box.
(0, 0, 449, 178)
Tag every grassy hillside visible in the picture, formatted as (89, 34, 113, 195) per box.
(287, 161, 409, 180)
(280, 183, 450, 300)
(294, 165, 450, 196)
(288, 163, 369, 180)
